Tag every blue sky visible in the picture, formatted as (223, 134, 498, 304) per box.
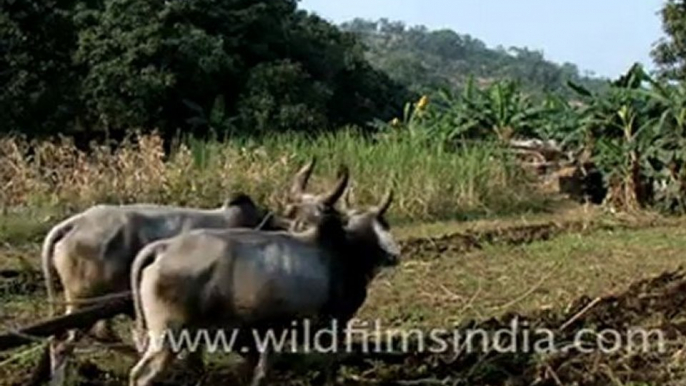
(298, 0, 665, 79)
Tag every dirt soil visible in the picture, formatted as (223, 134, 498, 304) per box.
(4, 268, 685, 385)
(2, 214, 686, 385)
(331, 268, 686, 386)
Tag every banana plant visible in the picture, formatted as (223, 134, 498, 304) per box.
(433, 77, 543, 142)
(568, 64, 657, 209)
(530, 94, 581, 146)
(639, 77, 686, 212)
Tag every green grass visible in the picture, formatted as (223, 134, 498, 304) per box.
(0, 208, 63, 246)
(182, 130, 551, 223)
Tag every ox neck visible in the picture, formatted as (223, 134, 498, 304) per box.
(319, 230, 378, 323)
(334, 229, 380, 285)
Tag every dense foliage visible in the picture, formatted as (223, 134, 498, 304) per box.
(0, 0, 412, 139)
(376, 63, 686, 214)
(340, 18, 607, 98)
(652, 0, 686, 81)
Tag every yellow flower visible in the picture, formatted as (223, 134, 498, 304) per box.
(416, 95, 429, 110)
(391, 118, 401, 127)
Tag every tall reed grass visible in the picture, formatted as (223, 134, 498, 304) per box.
(0, 130, 546, 224)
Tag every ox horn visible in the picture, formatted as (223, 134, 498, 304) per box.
(290, 158, 316, 199)
(374, 189, 394, 216)
(340, 187, 353, 212)
(320, 165, 350, 207)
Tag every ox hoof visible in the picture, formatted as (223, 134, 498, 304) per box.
(48, 361, 68, 386)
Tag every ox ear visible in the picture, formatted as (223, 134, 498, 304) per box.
(223, 192, 254, 208)
(290, 158, 316, 199)
(320, 165, 350, 207)
(373, 189, 393, 217)
(283, 203, 298, 218)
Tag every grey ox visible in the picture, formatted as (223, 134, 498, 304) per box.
(129, 167, 400, 386)
(40, 159, 328, 382)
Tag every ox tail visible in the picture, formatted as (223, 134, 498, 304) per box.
(130, 240, 167, 352)
(41, 215, 79, 317)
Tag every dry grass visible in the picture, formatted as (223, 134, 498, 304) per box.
(1, 133, 292, 211)
(0, 131, 548, 225)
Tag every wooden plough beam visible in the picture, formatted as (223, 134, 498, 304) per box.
(0, 294, 132, 351)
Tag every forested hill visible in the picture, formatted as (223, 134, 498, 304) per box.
(340, 18, 607, 98)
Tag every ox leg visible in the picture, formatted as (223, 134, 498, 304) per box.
(238, 349, 258, 385)
(49, 297, 84, 386)
(176, 346, 205, 382)
(90, 319, 119, 342)
(185, 349, 205, 376)
(49, 328, 81, 386)
(90, 318, 139, 358)
(249, 348, 271, 386)
(129, 343, 173, 386)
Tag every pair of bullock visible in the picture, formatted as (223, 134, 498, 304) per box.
(40, 160, 400, 386)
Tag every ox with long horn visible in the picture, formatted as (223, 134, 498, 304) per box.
(128, 166, 400, 386)
(40, 159, 333, 385)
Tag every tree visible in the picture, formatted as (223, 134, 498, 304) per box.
(75, 0, 237, 135)
(652, 0, 686, 81)
(0, 0, 81, 135)
(1, 0, 411, 140)
(234, 60, 330, 134)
